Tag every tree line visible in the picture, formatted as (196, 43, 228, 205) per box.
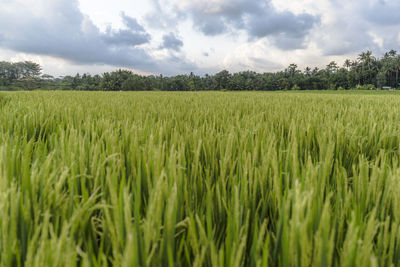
(1, 49, 400, 91)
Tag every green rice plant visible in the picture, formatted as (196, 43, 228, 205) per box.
(2, 91, 400, 266)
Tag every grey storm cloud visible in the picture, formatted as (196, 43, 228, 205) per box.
(246, 12, 317, 39)
(160, 33, 183, 51)
(148, 0, 320, 49)
(146, 0, 399, 55)
(194, 18, 227, 36)
(363, 0, 400, 26)
(0, 0, 196, 74)
(121, 12, 147, 32)
(103, 27, 151, 47)
(103, 12, 151, 46)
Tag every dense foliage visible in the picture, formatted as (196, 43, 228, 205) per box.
(1, 50, 400, 91)
(0, 61, 43, 90)
(2, 91, 400, 266)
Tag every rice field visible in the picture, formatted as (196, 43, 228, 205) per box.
(1, 91, 400, 266)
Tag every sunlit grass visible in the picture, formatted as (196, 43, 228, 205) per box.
(1, 91, 400, 266)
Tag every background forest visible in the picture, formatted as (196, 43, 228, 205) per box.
(1, 50, 400, 91)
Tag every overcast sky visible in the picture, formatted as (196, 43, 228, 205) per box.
(0, 0, 399, 76)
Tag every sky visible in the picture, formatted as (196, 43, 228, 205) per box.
(0, 0, 399, 77)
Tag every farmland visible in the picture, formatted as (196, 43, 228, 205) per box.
(1, 91, 400, 266)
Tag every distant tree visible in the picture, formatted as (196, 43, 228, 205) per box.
(214, 70, 230, 90)
(278, 78, 290, 90)
(304, 67, 312, 77)
(344, 59, 352, 71)
(3, 48, 400, 91)
(326, 61, 339, 74)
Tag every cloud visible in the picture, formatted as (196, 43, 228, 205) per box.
(103, 29, 151, 47)
(246, 12, 315, 38)
(193, 17, 227, 36)
(314, 19, 378, 56)
(0, 0, 196, 74)
(103, 13, 151, 47)
(121, 12, 147, 32)
(164, 0, 319, 49)
(363, 0, 400, 26)
(160, 33, 183, 51)
(145, 0, 186, 29)
(3, 0, 400, 77)
(221, 39, 284, 72)
(310, 0, 400, 57)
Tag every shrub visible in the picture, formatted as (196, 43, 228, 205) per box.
(291, 84, 300, 90)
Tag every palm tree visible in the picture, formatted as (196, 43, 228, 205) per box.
(304, 67, 312, 77)
(344, 59, 352, 71)
(395, 56, 400, 88)
(312, 67, 319, 75)
(285, 64, 299, 78)
(358, 51, 376, 84)
(326, 61, 339, 74)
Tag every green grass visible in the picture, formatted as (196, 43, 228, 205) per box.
(277, 89, 400, 95)
(1, 91, 400, 266)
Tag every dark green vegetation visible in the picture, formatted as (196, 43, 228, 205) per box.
(1, 50, 400, 91)
(2, 91, 400, 266)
